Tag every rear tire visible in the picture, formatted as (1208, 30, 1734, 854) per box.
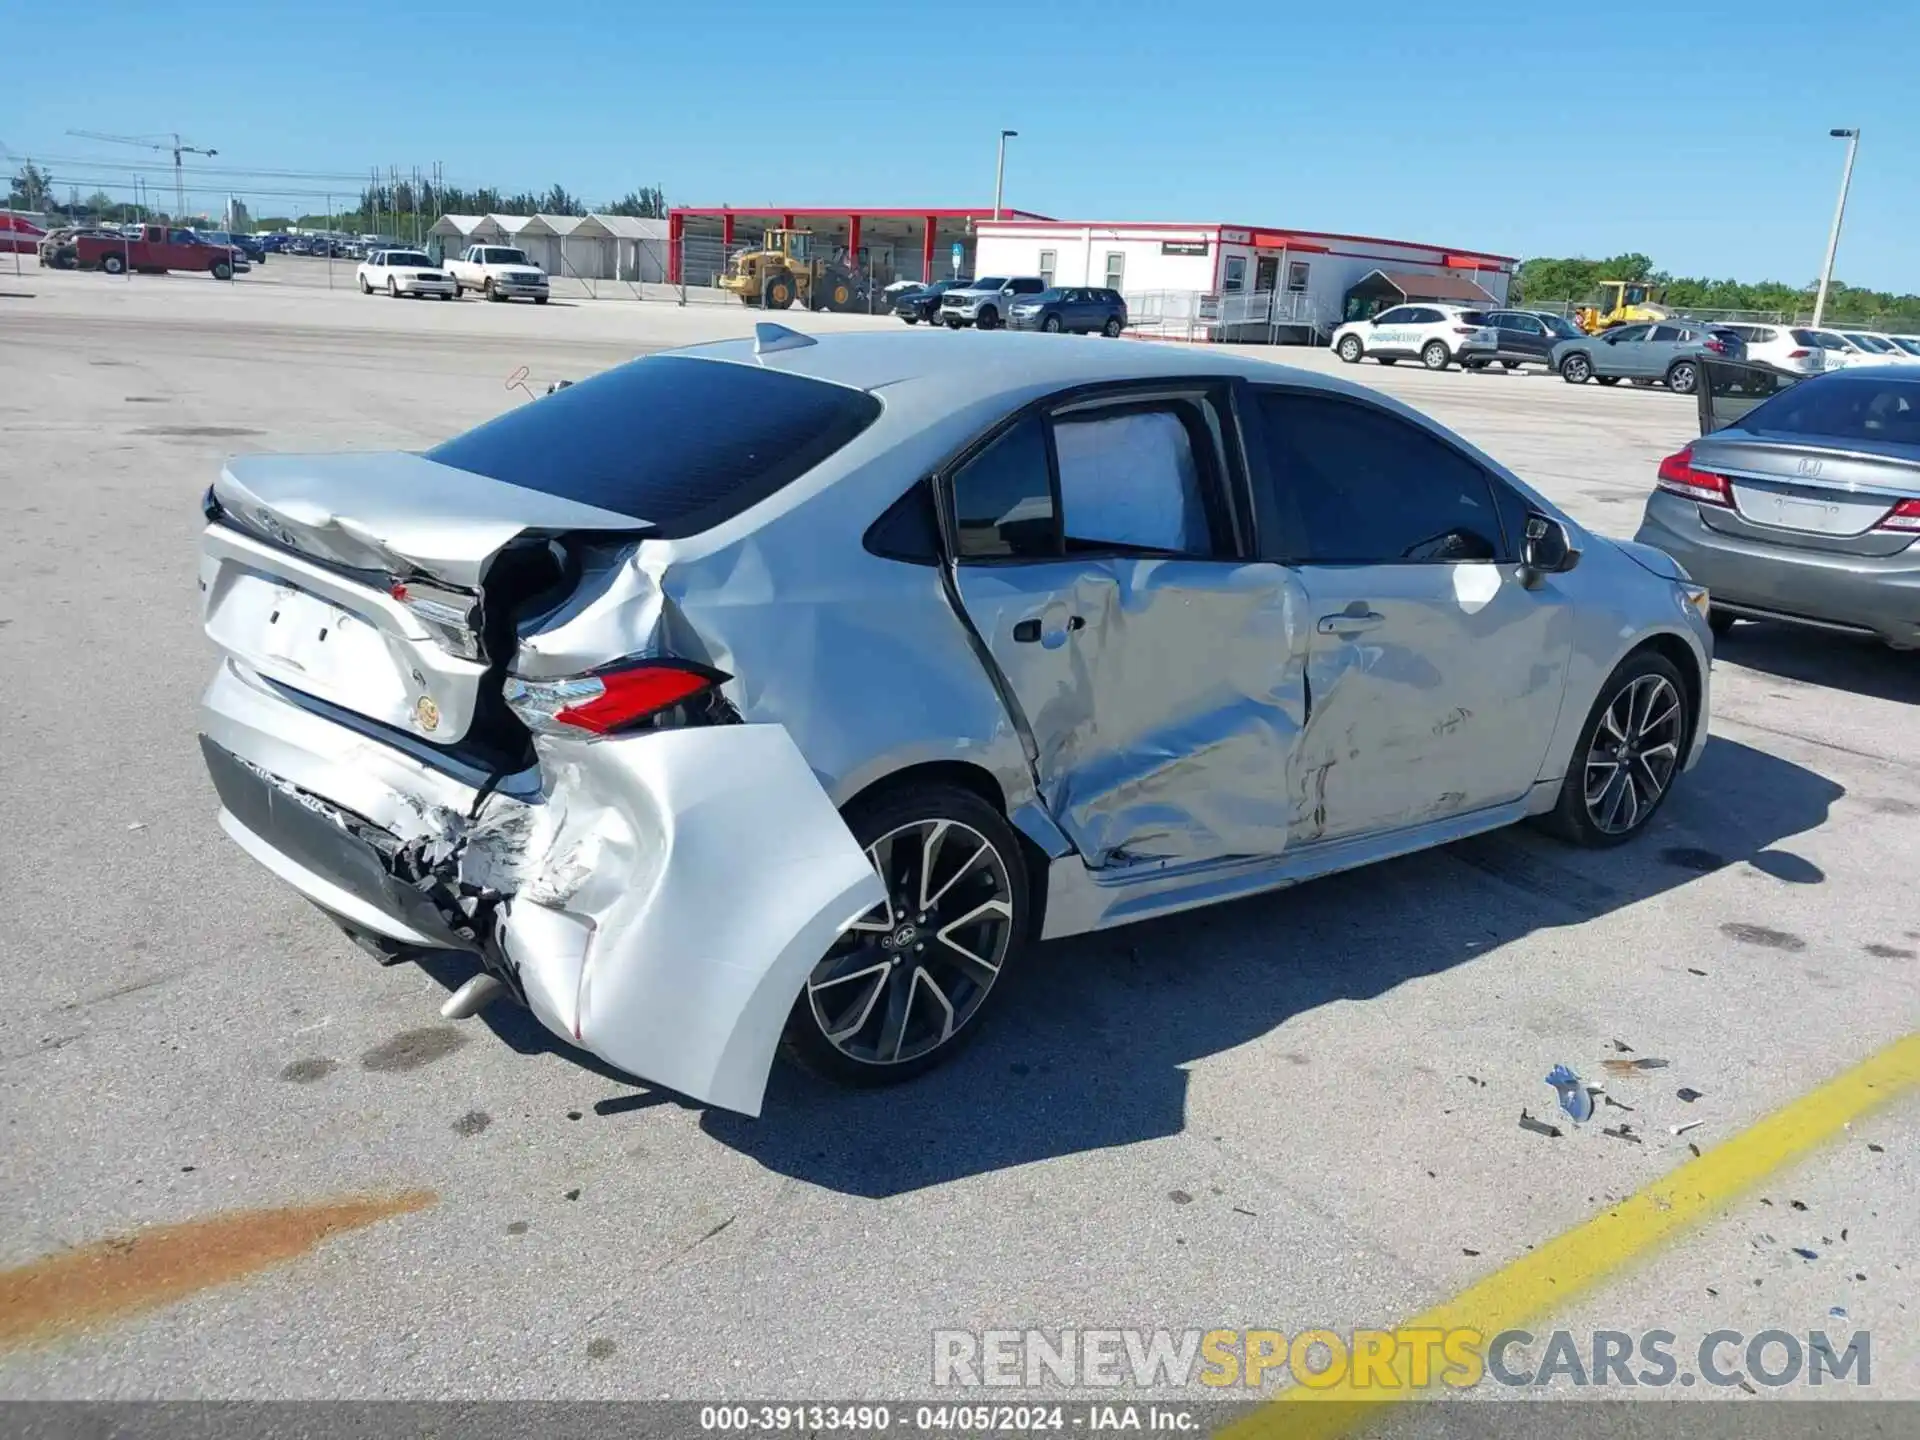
(1667, 360, 1699, 395)
(1502, 360, 1521, 370)
(902, 315, 919, 324)
(101, 253, 126, 275)
(1539, 650, 1690, 848)
(783, 784, 1029, 1089)
(534, 295, 548, 304)
(1337, 334, 1364, 364)
(1103, 316, 1123, 337)
(1422, 340, 1451, 370)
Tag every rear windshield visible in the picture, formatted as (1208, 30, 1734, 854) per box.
(1735, 374, 1920, 446)
(425, 355, 882, 536)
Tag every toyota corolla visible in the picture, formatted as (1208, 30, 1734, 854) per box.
(197, 326, 1712, 1115)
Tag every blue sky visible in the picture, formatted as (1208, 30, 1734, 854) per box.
(7, 0, 1914, 289)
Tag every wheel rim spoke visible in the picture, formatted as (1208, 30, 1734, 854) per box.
(1585, 675, 1682, 835)
(808, 816, 1014, 1066)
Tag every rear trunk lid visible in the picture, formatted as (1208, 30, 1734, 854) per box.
(203, 451, 648, 749)
(1690, 434, 1920, 557)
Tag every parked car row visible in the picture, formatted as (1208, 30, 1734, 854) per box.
(893, 276, 1129, 337)
(352, 245, 550, 303)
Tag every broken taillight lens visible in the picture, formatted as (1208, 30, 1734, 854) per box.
(1655, 448, 1733, 506)
(503, 660, 727, 737)
(390, 579, 483, 660)
(1876, 498, 1920, 532)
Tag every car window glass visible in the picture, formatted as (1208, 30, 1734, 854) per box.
(950, 414, 1058, 559)
(1650, 325, 1682, 342)
(1255, 391, 1505, 564)
(1407, 308, 1443, 324)
(1374, 307, 1414, 324)
(1053, 409, 1213, 556)
(1607, 325, 1650, 343)
(1739, 375, 1920, 445)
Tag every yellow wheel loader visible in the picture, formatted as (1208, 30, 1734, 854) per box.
(1575, 280, 1670, 334)
(717, 228, 861, 312)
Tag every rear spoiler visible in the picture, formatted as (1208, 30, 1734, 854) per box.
(1696, 357, 1809, 436)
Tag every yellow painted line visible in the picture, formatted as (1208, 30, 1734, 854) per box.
(1219, 1031, 1920, 1440)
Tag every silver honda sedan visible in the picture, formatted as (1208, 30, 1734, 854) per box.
(197, 327, 1713, 1114)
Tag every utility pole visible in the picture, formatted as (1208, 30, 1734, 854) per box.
(1811, 127, 1860, 329)
(992, 129, 1018, 221)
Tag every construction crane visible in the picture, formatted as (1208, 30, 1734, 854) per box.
(65, 130, 218, 222)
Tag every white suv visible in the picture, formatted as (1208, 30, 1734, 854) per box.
(1717, 324, 1826, 375)
(1331, 304, 1498, 371)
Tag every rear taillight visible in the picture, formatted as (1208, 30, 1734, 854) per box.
(1876, 499, 1920, 533)
(1705, 336, 1731, 355)
(1452, 326, 1479, 335)
(390, 579, 483, 660)
(1788, 348, 1812, 359)
(1656, 447, 1733, 506)
(503, 660, 727, 737)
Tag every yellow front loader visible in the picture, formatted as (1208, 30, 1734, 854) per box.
(717, 228, 859, 311)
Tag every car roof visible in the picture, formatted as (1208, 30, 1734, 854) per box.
(676, 329, 1403, 416)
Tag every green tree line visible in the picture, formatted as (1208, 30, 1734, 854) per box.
(1516, 252, 1920, 328)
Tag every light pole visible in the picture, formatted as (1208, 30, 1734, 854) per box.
(1811, 127, 1859, 329)
(992, 130, 1018, 221)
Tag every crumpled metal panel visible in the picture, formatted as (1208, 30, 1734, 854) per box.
(956, 558, 1312, 868)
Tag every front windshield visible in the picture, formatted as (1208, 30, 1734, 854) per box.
(492, 248, 530, 265)
(390, 252, 433, 267)
(972, 277, 1007, 291)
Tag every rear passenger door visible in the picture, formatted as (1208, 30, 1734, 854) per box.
(1503, 311, 1549, 364)
(946, 388, 1310, 868)
(1245, 387, 1573, 843)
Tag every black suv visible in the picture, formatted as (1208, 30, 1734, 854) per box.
(1006, 287, 1129, 336)
(893, 278, 973, 325)
(1473, 309, 1587, 370)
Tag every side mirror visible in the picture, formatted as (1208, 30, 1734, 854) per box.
(1520, 514, 1581, 584)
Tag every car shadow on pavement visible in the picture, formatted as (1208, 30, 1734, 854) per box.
(1713, 622, 1920, 705)
(701, 736, 1842, 1197)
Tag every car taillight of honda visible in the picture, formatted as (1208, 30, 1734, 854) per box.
(1655, 448, 1733, 507)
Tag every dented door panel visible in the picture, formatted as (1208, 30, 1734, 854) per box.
(955, 558, 1311, 867)
(1292, 562, 1572, 843)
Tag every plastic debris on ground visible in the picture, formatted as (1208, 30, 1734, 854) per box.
(1671, 1120, 1705, 1137)
(1546, 1063, 1595, 1123)
(1602, 1123, 1643, 1144)
(1676, 1087, 1704, 1102)
(1603, 1056, 1671, 1076)
(1518, 1108, 1563, 1139)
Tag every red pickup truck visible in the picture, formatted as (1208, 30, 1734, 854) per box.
(78, 225, 238, 279)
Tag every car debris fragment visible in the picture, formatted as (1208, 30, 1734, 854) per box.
(1670, 1120, 1705, 1137)
(1603, 1056, 1671, 1076)
(1546, 1063, 1594, 1123)
(1676, 1086, 1704, 1102)
(1601, 1122, 1642, 1144)
(1518, 1108, 1563, 1139)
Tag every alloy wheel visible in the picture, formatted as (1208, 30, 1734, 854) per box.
(806, 818, 1013, 1066)
(1583, 675, 1683, 835)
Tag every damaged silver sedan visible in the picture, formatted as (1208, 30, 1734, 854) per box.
(198, 325, 1713, 1115)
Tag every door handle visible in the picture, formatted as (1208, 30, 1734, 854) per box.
(1013, 615, 1085, 643)
(1317, 610, 1385, 635)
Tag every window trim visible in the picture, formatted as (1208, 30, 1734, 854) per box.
(936, 378, 1254, 567)
(1243, 384, 1522, 568)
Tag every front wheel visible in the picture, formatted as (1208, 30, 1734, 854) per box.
(784, 785, 1029, 1088)
(211, 260, 233, 281)
(451, 282, 463, 298)
(359, 275, 373, 294)
(1042, 314, 1062, 333)
(1561, 353, 1593, 384)
(976, 306, 999, 331)
(1539, 652, 1690, 848)
(387, 278, 399, 298)
(1336, 334, 1364, 364)
(483, 278, 499, 302)
(902, 315, 919, 325)
(1422, 340, 1450, 370)
(1502, 360, 1521, 370)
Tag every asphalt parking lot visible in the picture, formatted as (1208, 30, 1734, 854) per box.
(2, 268, 1916, 1407)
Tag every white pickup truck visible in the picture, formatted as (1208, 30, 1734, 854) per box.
(446, 244, 550, 303)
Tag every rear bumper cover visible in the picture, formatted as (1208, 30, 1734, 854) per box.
(200, 663, 882, 1114)
(1636, 490, 1920, 646)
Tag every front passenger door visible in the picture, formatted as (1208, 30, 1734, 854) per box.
(1248, 388, 1573, 843)
(1598, 324, 1652, 377)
